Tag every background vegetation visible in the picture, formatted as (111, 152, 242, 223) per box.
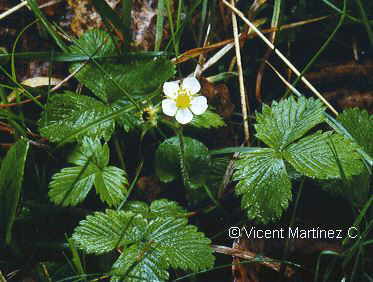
(0, 0, 372, 281)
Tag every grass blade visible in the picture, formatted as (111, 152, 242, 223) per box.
(122, 0, 133, 49)
(91, 0, 128, 46)
(155, 0, 165, 51)
(0, 139, 30, 244)
(27, 0, 67, 52)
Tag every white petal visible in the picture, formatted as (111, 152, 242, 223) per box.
(182, 77, 201, 94)
(162, 99, 177, 116)
(163, 81, 179, 98)
(189, 96, 208, 115)
(175, 108, 193, 124)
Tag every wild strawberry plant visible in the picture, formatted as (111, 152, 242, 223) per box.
(0, 7, 372, 281)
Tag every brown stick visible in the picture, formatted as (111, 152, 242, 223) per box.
(212, 244, 295, 277)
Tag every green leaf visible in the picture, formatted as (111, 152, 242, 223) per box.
(321, 171, 371, 208)
(72, 210, 147, 254)
(155, 137, 211, 188)
(188, 157, 229, 204)
(72, 206, 214, 281)
(69, 137, 110, 168)
(94, 166, 128, 206)
(49, 138, 128, 206)
(69, 29, 175, 103)
(123, 199, 187, 218)
(191, 110, 226, 128)
(48, 165, 97, 206)
(69, 29, 117, 58)
(205, 157, 230, 189)
(337, 108, 373, 155)
(71, 58, 175, 103)
(149, 199, 187, 217)
(122, 201, 150, 214)
(0, 139, 29, 244)
(145, 217, 214, 271)
(255, 96, 326, 149)
(284, 131, 364, 179)
(111, 243, 169, 282)
(111, 99, 141, 132)
(233, 148, 292, 223)
(66, 237, 86, 277)
(39, 91, 115, 143)
(321, 109, 372, 207)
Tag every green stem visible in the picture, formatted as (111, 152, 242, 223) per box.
(27, 0, 68, 52)
(166, 0, 179, 56)
(322, 0, 360, 23)
(202, 184, 219, 206)
(117, 160, 144, 210)
(114, 138, 126, 170)
(176, 127, 191, 188)
(122, 0, 132, 49)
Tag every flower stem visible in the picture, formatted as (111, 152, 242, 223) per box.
(176, 127, 191, 189)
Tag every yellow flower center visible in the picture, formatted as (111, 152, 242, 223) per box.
(175, 88, 191, 108)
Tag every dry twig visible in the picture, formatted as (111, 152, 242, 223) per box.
(222, 0, 338, 115)
(212, 244, 295, 277)
(231, 0, 250, 144)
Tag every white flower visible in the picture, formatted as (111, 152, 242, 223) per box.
(161, 77, 208, 124)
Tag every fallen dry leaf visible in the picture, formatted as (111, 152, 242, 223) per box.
(8, 76, 62, 102)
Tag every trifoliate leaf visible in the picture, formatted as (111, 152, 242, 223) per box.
(111, 243, 169, 282)
(69, 30, 175, 102)
(49, 138, 128, 206)
(72, 210, 147, 254)
(234, 148, 292, 223)
(72, 207, 214, 281)
(284, 131, 364, 179)
(337, 108, 373, 155)
(255, 96, 325, 149)
(39, 91, 115, 143)
(94, 166, 128, 206)
(48, 165, 97, 206)
(191, 110, 226, 128)
(0, 139, 29, 244)
(155, 137, 211, 188)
